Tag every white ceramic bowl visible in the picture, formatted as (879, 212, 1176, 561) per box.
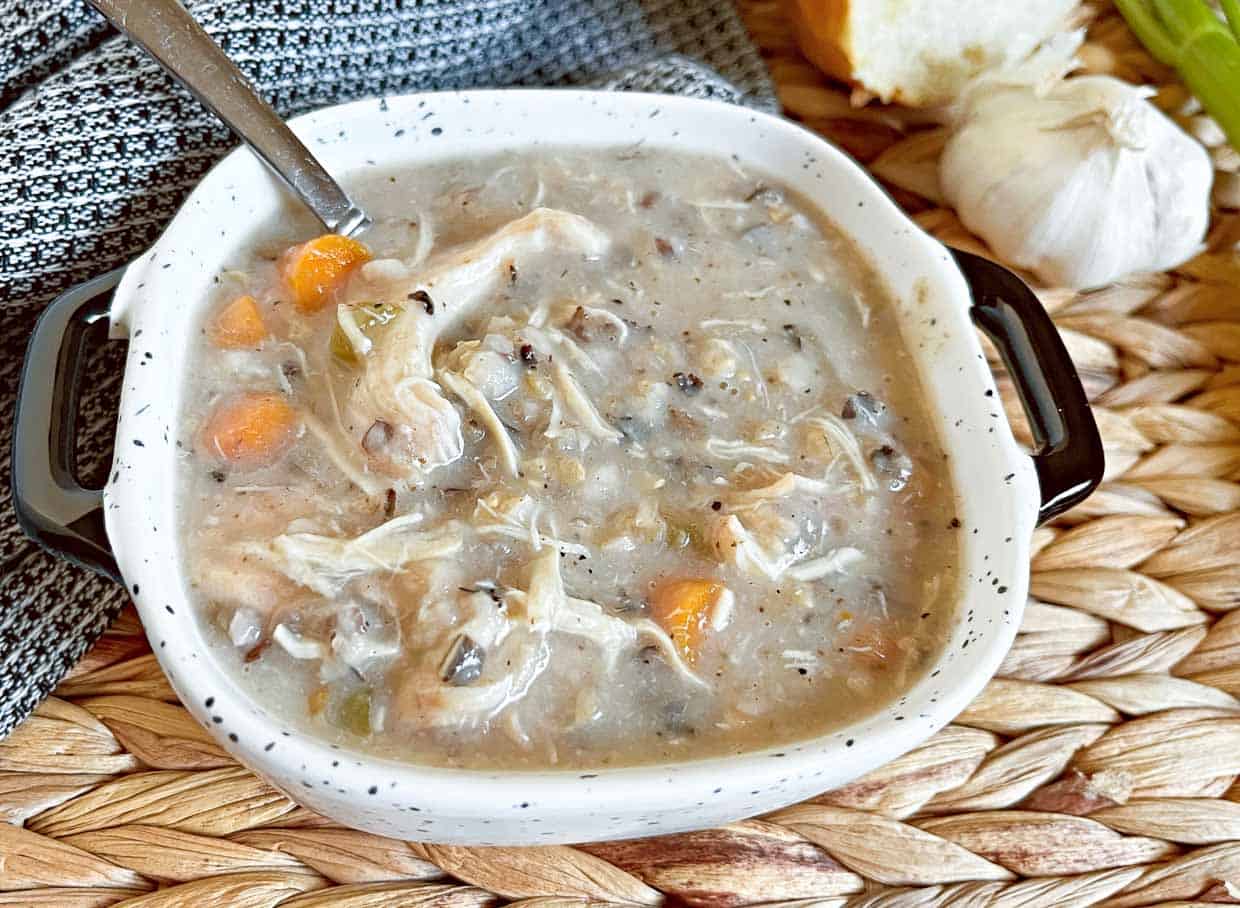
(14, 90, 1102, 844)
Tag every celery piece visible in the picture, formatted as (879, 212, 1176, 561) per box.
(330, 301, 402, 365)
(329, 325, 359, 365)
(1177, 29, 1240, 145)
(1151, 0, 1225, 42)
(1115, 0, 1180, 61)
(338, 687, 372, 737)
(1116, 0, 1240, 150)
(1222, 0, 1240, 41)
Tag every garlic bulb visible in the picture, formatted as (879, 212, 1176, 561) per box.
(940, 40, 1213, 289)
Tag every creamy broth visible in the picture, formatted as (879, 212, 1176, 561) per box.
(181, 148, 960, 769)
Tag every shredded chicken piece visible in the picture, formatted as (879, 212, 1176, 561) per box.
(271, 343, 309, 395)
(506, 551, 705, 683)
(732, 472, 835, 505)
(248, 515, 464, 597)
(439, 340, 519, 400)
(737, 341, 769, 409)
(331, 601, 402, 673)
(545, 327, 605, 375)
(397, 547, 708, 729)
(437, 370, 520, 478)
(473, 493, 591, 557)
(407, 634, 552, 728)
(559, 304, 629, 344)
(711, 588, 736, 631)
(705, 437, 790, 465)
(347, 208, 610, 481)
(455, 591, 515, 652)
(701, 318, 766, 331)
(548, 361, 622, 445)
(357, 377, 464, 482)
(722, 286, 778, 300)
(520, 547, 564, 630)
(360, 258, 413, 284)
(409, 209, 435, 268)
(787, 547, 864, 582)
(802, 414, 877, 491)
(301, 412, 388, 496)
(710, 514, 798, 581)
(401, 558, 566, 729)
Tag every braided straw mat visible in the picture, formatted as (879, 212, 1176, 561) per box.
(5, 2, 1240, 905)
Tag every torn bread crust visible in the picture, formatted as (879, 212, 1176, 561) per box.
(788, 0, 1079, 107)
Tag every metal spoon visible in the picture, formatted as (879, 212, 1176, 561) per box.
(87, 0, 370, 237)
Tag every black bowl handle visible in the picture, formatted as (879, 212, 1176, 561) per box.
(951, 248, 1104, 524)
(12, 269, 127, 581)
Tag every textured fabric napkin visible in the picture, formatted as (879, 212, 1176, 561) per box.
(0, 0, 774, 735)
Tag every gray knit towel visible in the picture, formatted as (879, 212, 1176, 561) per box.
(0, 0, 774, 736)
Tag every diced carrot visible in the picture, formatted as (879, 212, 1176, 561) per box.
(650, 578, 724, 665)
(199, 391, 300, 469)
(280, 234, 372, 313)
(210, 294, 267, 349)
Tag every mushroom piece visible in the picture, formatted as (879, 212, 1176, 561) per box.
(346, 208, 611, 482)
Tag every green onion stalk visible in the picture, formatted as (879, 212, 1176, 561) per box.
(1115, 0, 1240, 150)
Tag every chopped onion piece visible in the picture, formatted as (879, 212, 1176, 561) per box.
(274, 624, 326, 660)
(228, 608, 262, 648)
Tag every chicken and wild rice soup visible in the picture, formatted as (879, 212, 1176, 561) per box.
(184, 148, 960, 769)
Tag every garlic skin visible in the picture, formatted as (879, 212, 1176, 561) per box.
(941, 73, 1213, 289)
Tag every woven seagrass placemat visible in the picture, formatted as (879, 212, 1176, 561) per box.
(4, 3, 1240, 904)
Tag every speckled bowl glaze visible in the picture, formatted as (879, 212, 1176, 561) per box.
(99, 90, 1080, 844)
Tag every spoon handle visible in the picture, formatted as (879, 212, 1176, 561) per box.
(88, 0, 369, 237)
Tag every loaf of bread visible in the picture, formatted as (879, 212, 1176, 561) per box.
(787, 0, 1079, 106)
